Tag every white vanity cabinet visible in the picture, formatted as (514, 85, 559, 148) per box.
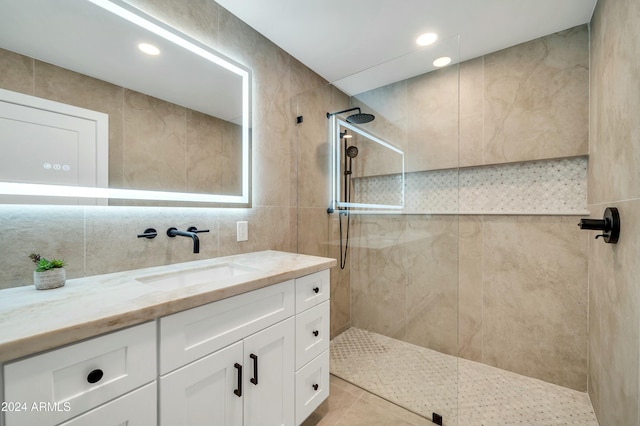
(294, 270, 331, 425)
(2, 321, 157, 426)
(158, 280, 296, 426)
(0, 262, 333, 426)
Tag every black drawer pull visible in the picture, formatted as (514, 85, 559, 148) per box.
(87, 369, 104, 384)
(312, 330, 319, 337)
(250, 353, 258, 385)
(234, 363, 242, 397)
(312, 286, 320, 294)
(312, 383, 319, 391)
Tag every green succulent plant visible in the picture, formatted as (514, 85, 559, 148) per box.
(29, 253, 66, 272)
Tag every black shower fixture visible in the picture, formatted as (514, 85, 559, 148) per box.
(578, 207, 620, 244)
(327, 107, 375, 124)
(346, 145, 359, 159)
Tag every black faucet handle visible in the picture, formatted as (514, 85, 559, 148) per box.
(137, 228, 157, 239)
(187, 226, 210, 234)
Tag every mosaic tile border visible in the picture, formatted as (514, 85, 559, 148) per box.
(353, 156, 588, 215)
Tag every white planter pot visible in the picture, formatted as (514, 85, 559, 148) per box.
(33, 268, 66, 290)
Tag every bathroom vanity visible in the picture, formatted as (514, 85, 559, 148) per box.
(0, 251, 334, 426)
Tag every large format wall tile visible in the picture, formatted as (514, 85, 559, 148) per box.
(407, 66, 459, 172)
(0, 206, 85, 289)
(0, 48, 33, 94)
(588, 201, 640, 425)
(588, 0, 640, 204)
(457, 216, 483, 362)
(482, 215, 588, 391)
(403, 215, 459, 356)
(588, 0, 640, 423)
(484, 26, 589, 164)
(0, 0, 329, 289)
(351, 215, 407, 339)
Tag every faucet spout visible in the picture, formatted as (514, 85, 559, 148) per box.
(167, 228, 200, 253)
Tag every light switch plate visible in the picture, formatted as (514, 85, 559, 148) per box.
(237, 221, 248, 242)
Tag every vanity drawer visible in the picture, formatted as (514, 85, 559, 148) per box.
(3, 322, 156, 426)
(295, 349, 330, 426)
(295, 270, 329, 313)
(295, 300, 330, 369)
(58, 382, 157, 426)
(160, 280, 294, 374)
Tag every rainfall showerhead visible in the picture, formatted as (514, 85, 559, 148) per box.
(346, 112, 375, 124)
(327, 107, 375, 124)
(346, 146, 359, 158)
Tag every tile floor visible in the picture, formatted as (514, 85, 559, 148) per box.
(302, 375, 433, 426)
(323, 327, 599, 426)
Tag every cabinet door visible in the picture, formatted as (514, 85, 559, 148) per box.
(243, 317, 295, 426)
(160, 341, 243, 426)
(57, 383, 156, 426)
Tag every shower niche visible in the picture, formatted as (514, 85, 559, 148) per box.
(327, 117, 404, 213)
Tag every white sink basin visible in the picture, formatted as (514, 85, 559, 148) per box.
(135, 263, 259, 291)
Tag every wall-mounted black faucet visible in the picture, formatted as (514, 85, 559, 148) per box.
(167, 226, 210, 253)
(578, 207, 620, 244)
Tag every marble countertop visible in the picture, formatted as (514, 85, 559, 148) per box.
(0, 250, 336, 363)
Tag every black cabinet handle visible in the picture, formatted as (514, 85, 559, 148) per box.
(87, 369, 104, 384)
(312, 383, 319, 391)
(250, 353, 258, 385)
(312, 287, 320, 294)
(312, 330, 319, 337)
(234, 363, 242, 397)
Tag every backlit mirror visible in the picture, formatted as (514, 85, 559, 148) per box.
(0, 0, 251, 206)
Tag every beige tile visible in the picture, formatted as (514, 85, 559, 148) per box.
(484, 25, 589, 164)
(126, 0, 219, 49)
(334, 395, 428, 426)
(84, 207, 220, 276)
(407, 66, 459, 172)
(457, 216, 483, 362)
(588, 201, 640, 426)
(482, 215, 588, 390)
(350, 215, 407, 338)
(0, 205, 85, 289)
(459, 57, 484, 168)
(295, 84, 335, 209)
(217, 206, 292, 257)
(186, 110, 242, 195)
(403, 215, 459, 356)
(123, 90, 186, 192)
(589, 0, 640, 204)
(219, 7, 292, 208)
(0, 47, 33, 94)
(302, 377, 361, 426)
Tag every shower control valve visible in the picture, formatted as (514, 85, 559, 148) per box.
(578, 207, 620, 244)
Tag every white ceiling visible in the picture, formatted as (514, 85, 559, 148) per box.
(216, 0, 597, 94)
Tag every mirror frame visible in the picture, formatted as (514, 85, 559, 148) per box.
(0, 0, 251, 206)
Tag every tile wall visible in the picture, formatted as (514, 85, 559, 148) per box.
(0, 1, 330, 289)
(347, 25, 590, 392)
(588, 0, 640, 423)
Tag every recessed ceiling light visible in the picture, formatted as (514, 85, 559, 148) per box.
(138, 43, 160, 55)
(433, 56, 452, 67)
(416, 32, 438, 46)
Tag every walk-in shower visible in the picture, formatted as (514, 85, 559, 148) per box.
(294, 29, 597, 425)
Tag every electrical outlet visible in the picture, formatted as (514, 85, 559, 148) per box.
(236, 221, 248, 242)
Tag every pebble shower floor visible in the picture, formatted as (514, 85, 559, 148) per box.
(330, 328, 598, 425)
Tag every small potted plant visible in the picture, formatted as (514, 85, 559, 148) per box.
(29, 253, 66, 290)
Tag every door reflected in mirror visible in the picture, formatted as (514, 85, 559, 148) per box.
(0, 0, 251, 206)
